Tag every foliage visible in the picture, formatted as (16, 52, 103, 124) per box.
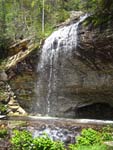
(69, 127, 113, 150)
(10, 127, 113, 150)
(0, 103, 7, 115)
(56, 9, 70, 23)
(11, 130, 33, 150)
(69, 144, 107, 150)
(11, 130, 65, 150)
(101, 125, 113, 141)
(81, 0, 113, 26)
(81, 0, 113, 14)
(76, 128, 101, 146)
(33, 134, 65, 150)
(0, 0, 82, 59)
(0, 0, 113, 59)
(0, 128, 8, 138)
(64, 0, 81, 11)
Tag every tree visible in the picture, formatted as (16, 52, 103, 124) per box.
(42, 0, 45, 33)
(0, 0, 79, 58)
(81, 0, 113, 26)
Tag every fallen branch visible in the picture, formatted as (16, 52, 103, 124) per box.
(6, 43, 38, 70)
(8, 37, 32, 56)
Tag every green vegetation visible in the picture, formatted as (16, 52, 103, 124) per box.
(0, 103, 7, 115)
(33, 134, 65, 150)
(11, 130, 33, 150)
(81, 0, 113, 26)
(10, 126, 113, 150)
(76, 128, 101, 145)
(69, 144, 107, 150)
(11, 130, 65, 150)
(0, 0, 112, 58)
(69, 126, 113, 150)
(0, 128, 8, 138)
(0, 0, 81, 59)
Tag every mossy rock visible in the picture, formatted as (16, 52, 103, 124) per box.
(0, 103, 7, 115)
(0, 90, 8, 102)
(9, 73, 36, 113)
(0, 81, 9, 103)
(0, 128, 8, 138)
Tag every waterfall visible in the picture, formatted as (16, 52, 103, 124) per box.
(35, 15, 87, 116)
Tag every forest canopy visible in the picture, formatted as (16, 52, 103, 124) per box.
(0, 0, 113, 58)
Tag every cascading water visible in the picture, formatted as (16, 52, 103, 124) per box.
(35, 15, 87, 116)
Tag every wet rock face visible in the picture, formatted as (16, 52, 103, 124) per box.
(35, 16, 113, 119)
(72, 21, 113, 118)
(77, 20, 113, 70)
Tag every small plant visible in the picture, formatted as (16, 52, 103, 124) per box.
(11, 130, 65, 150)
(11, 130, 33, 150)
(33, 134, 53, 150)
(11, 127, 113, 150)
(69, 126, 113, 150)
(33, 134, 65, 150)
(0, 103, 7, 115)
(76, 128, 101, 146)
(101, 125, 113, 141)
(69, 144, 77, 150)
(69, 144, 108, 150)
(0, 128, 8, 138)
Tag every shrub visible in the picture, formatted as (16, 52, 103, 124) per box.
(33, 134, 65, 150)
(11, 130, 33, 150)
(0, 103, 7, 115)
(0, 128, 8, 138)
(101, 125, 113, 141)
(11, 130, 65, 150)
(11, 127, 113, 150)
(69, 144, 108, 150)
(76, 128, 101, 146)
(69, 126, 113, 150)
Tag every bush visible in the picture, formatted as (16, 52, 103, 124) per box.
(11, 127, 113, 150)
(69, 144, 107, 150)
(11, 130, 65, 150)
(0, 128, 8, 138)
(76, 128, 101, 146)
(101, 125, 113, 141)
(69, 127, 113, 150)
(0, 103, 7, 115)
(33, 134, 65, 150)
(56, 9, 69, 23)
(11, 130, 33, 150)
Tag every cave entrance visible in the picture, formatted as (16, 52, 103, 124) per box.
(76, 103, 113, 120)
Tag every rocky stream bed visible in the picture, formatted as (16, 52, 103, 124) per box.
(0, 116, 113, 149)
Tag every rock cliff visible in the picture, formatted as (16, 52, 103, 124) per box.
(1, 13, 113, 119)
(0, 39, 38, 116)
(65, 19, 113, 119)
(35, 14, 113, 119)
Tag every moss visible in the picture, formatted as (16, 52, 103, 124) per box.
(0, 103, 7, 115)
(0, 59, 8, 71)
(0, 128, 8, 138)
(9, 73, 36, 112)
(0, 90, 8, 101)
(8, 121, 27, 128)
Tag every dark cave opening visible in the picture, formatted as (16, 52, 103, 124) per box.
(76, 103, 113, 120)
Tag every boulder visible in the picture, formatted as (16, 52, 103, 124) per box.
(0, 70, 8, 81)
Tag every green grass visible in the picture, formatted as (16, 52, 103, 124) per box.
(77, 144, 108, 150)
(69, 144, 109, 150)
